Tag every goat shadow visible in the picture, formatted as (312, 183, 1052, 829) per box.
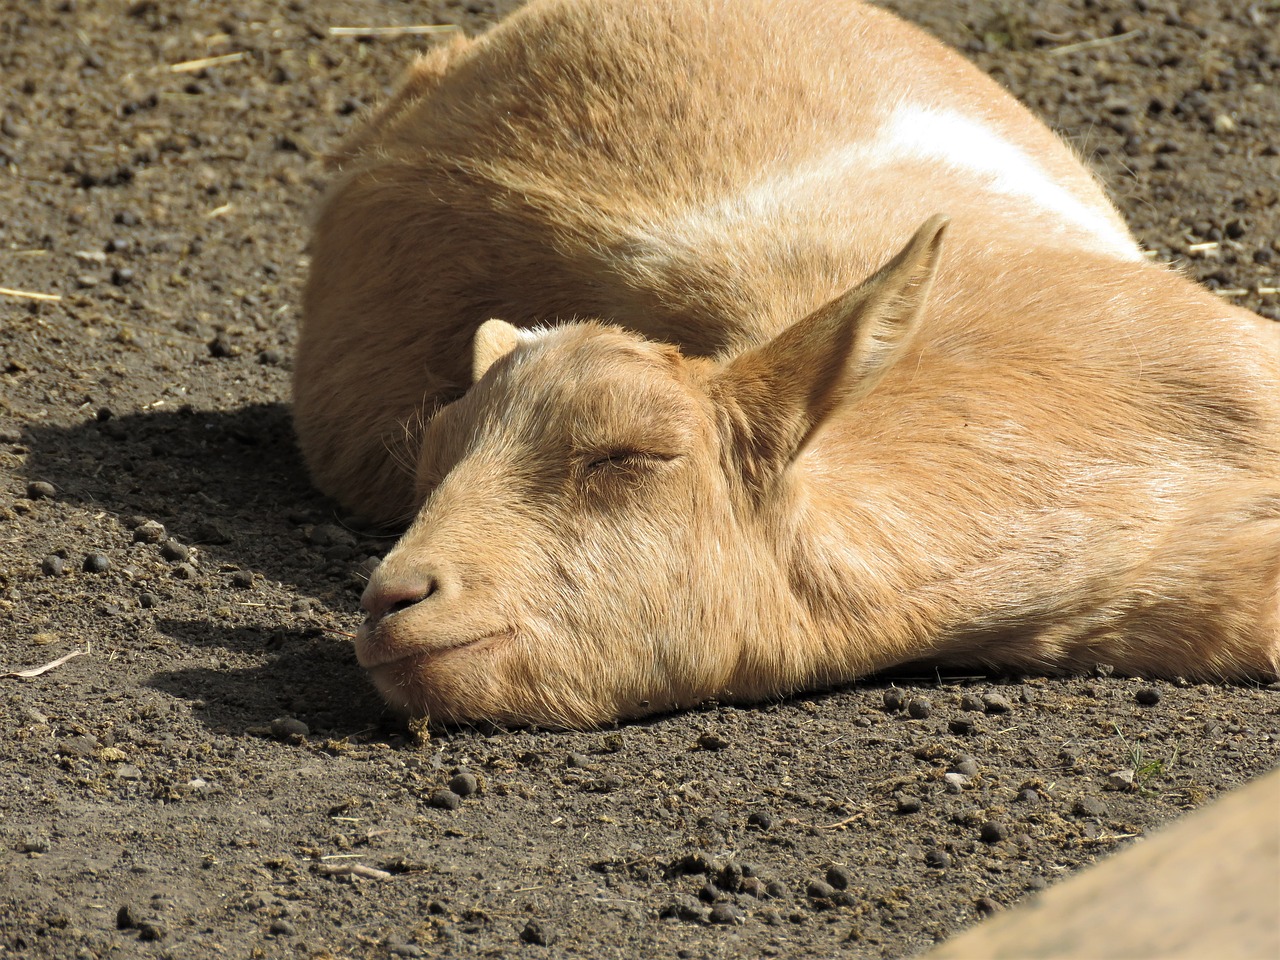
(20, 403, 400, 737)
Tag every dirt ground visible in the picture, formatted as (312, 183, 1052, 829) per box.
(2, 1, 1279, 958)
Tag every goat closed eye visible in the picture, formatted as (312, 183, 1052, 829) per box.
(583, 450, 678, 473)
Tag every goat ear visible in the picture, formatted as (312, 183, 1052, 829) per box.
(472, 318, 521, 383)
(717, 216, 947, 478)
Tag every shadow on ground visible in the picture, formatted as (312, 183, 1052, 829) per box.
(19, 402, 397, 595)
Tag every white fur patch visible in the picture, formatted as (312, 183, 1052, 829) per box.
(647, 104, 1142, 263)
(876, 105, 1140, 259)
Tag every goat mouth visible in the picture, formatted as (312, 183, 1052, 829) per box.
(356, 626, 514, 672)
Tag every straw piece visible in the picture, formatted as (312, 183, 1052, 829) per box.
(4, 649, 86, 679)
(328, 25, 461, 38)
(169, 52, 245, 73)
(1047, 29, 1142, 57)
(0, 286, 62, 302)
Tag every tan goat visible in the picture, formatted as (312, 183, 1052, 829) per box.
(295, 0, 1280, 728)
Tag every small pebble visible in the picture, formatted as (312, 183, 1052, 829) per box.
(172, 562, 198, 580)
(950, 755, 979, 777)
(708, 903, 742, 925)
(269, 716, 309, 739)
(896, 796, 921, 814)
(665, 896, 706, 923)
(1017, 788, 1040, 804)
(765, 879, 788, 899)
(906, 697, 932, 719)
(1107, 769, 1137, 791)
(41, 555, 66, 577)
(159, 539, 190, 562)
(139, 592, 158, 609)
(26, 480, 56, 500)
(448, 772, 479, 797)
(429, 789, 462, 811)
(825, 865, 853, 890)
(674, 852, 712, 875)
(982, 693, 1012, 714)
(882, 689, 906, 712)
(979, 820, 1007, 843)
(230, 570, 255, 588)
(716, 861, 743, 891)
(83, 552, 110, 573)
(959, 693, 983, 712)
(949, 717, 978, 735)
(137, 921, 165, 941)
(520, 919, 553, 945)
(1072, 796, 1108, 818)
(132, 520, 166, 543)
(208, 335, 238, 358)
(806, 880, 836, 900)
(1135, 687, 1161, 706)
(268, 919, 296, 937)
(943, 772, 969, 793)
(389, 943, 424, 957)
(924, 849, 951, 869)
(747, 810, 773, 830)
(696, 732, 730, 751)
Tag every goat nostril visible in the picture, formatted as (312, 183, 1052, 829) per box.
(371, 577, 439, 622)
(386, 597, 417, 617)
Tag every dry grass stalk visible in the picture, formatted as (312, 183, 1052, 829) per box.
(328, 25, 462, 39)
(4, 648, 86, 679)
(169, 52, 245, 73)
(315, 862, 394, 881)
(1048, 29, 1142, 57)
(0, 286, 62, 302)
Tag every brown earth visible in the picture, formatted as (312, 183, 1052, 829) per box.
(2, 1, 1279, 958)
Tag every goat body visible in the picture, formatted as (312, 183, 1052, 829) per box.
(295, 0, 1280, 727)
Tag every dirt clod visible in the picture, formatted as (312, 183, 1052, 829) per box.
(26, 480, 56, 499)
(429, 789, 463, 811)
(708, 902, 742, 925)
(906, 697, 933, 719)
(520, 919, 554, 945)
(449, 771, 480, 796)
(131, 520, 166, 544)
(82, 552, 110, 573)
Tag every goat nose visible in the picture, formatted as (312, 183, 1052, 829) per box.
(361, 572, 441, 624)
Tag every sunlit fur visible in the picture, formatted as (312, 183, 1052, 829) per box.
(294, 0, 1280, 728)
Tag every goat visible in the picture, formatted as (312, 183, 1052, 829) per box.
(294, 0, 1280, 727)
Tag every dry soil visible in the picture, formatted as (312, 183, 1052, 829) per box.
(2, 1, 1279, 958)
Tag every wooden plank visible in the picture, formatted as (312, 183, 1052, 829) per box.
(924, 766, 1280, 960)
